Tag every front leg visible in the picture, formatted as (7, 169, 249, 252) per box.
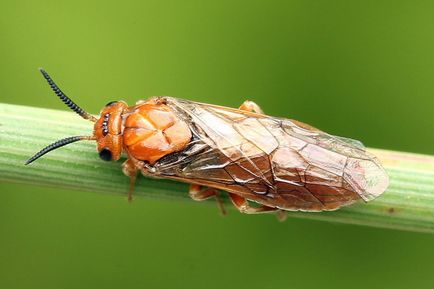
(122, 158, 138, 202)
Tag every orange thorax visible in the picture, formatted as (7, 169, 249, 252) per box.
(123, 100, 192, 164)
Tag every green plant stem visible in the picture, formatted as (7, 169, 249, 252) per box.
(1, 103, 434, 233)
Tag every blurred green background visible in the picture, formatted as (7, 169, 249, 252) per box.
(1, 1, 434, 289)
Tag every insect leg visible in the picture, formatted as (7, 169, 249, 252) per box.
(228, 193, 279, 214)
(276, 210, 288, 222)
(189, 185, 226, 215)
(122, 158, 138, 202)
(238, 100, 264, 114)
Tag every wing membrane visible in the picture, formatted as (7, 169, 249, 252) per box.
(155, 98, 389, 211)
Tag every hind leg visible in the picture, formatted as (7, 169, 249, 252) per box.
(239, 100, 264, 114)
(228, 193, 287, 221)
(228, 193, 277, 214)
(189, 185, 226, 215)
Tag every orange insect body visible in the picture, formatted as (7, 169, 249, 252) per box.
(27, 69, 390, 217)
(93, 99, 192, 164)
(122, 99, 192, 164)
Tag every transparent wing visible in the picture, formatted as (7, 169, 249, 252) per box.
(278, 119, 389, 205)
(156, 98, 389, 211)
(333, 135, 365, 150)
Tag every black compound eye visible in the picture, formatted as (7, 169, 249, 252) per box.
(99, 148, 112, 161)
(105, 101, 118, 107)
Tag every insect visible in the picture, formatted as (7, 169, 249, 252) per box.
(26, 69, 389, 217)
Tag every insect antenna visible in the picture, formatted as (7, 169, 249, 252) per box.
(39, 68, 97, 122)
(25, 136, 95, 165)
